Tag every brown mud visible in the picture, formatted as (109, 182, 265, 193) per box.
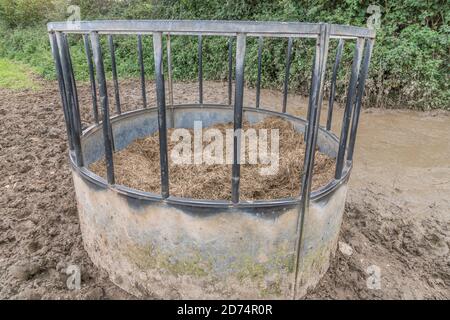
(0, 80, 448, 299)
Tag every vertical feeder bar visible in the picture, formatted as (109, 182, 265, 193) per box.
(256, 36, 263, 109)
(304, 45, 317, 142)
(293, 24, 330, 299)
(231, 33, 246, 204)
(282, 37, 293, 113)
(137, 34, 147, 109)
(228, 37, 233, 105)
(83, 34, 99, 124)
(315, 32, 331, 124)
(335, 38, 365, 179)
(167, 34, 175, 127)
(326, 39, 344, 131)
(198, 35, 203, 104)
(56, 32, 83, 167)
(153, 32, 170, 198)
(64, 34, 82, 135)
(347, 39, 374, 161)
(49, 32, 74, 151)
(90, 32, 115, 184)
(108, 35, 121, 114)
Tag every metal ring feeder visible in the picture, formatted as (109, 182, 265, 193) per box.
(48, 20, 375, 299)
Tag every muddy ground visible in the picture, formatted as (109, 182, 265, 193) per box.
(0, 80, 448, 299)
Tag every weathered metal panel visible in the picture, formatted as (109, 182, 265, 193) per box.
(73, 170, 347, 299)
(47, 20, 375, 39)
(73, 106, 349, 299)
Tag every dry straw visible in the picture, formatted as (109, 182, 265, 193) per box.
(90, 117, 335, 200)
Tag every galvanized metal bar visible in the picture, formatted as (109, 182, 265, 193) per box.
(56, 32, 83, 167)
(347, 39, 374, 162)
(282, 37, 293, 113)
(49, 32, 74, 150)
(153, 32, 170, 198)
(227, 37, 233, 105)
(198, 34, 203, 104)
(64, 34, 82, 134)
(293, 24, 330, 299)
(231, 33, 246, 204)
(304, 46, 317, 142)
(137, 34, 147, 108)
(47, 20, 376, 39)
(83, 33, 99, 124)
(167, 34, 175, 127)
(335, 37, 365, 179)
(90, 32, 115, 184)
(255, 36, 263, 108)
(167, 34, 174, 106)
(108, 35, 121, 114)
(315, 30, 332, 126)
(326, 38, 345, 131)
(304, 31, 332, 140)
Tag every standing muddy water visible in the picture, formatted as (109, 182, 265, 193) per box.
(352, 110, 450, 221)
(0, 80, 448, 299)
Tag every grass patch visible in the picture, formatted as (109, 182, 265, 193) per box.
(0, 58, 39, 90)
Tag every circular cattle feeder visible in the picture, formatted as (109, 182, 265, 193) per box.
(48, 20, 375, 299)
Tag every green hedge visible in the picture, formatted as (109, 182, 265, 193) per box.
(0, 0, 448, 110)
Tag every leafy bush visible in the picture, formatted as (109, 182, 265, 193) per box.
(0, 0, 448, 110)
(0, 0, 67, 28)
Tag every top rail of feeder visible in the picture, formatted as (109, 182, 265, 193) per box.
(47, 20, 375, 39)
